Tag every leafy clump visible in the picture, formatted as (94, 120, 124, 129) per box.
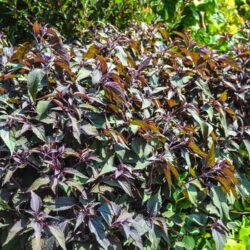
(0, 22, 249, 249)
(0, 0, 249, 50)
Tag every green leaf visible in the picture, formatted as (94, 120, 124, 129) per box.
(0, 127, 15, 155)
(98, 203, 113, 225)
(0, 198, 11, 211)
(205, 143, 215, 167)
(3, 220, 26, 246)
(211, 187, 230, 219)
(48, 225, 67, 250)
(146, 190, 162, 216)
(239, 227, 250, 243)
(48, 197, 75, 211)
(36, 100, 51, 119)
(27, 176, 50, 191)
(69, 114, 81, 144)
(115, 46, 128, 66)
(91, 69, 102, 85)
(118, 180, 134, 197)
(99, 155, 116, 176)
(189, 213, 208, 226)
(27, 69, 46, 102)
(32, 126, 46, 142)
(88, 218, 110, 249)
(0, 223, 8, 229)
(183, 236, 195, 250)
(63, 168, 88, 179)
(76, 67, 92, 82)
(187, 184, 198, 206)
(243, 140, 250, 161)
(81, 122, 99, 136)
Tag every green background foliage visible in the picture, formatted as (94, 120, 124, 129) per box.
(0, 0, 249, 49)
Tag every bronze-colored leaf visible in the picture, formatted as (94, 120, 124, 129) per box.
(84, 45, 99, 59)
(225, 107, 236, 120)
(205, 143, 215, 168)
(33, 21, 40, 36)
(163, 167, 172, 190)
(188, 141, 207, 158)
(168, 163, 179, 180)
(222, 168, 239, 185)
(97, 55, 107, 74)
(219, 90, 228, 102)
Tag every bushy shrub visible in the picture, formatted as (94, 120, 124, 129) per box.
(0, 0, 143, 44)
(0, 22, 249, 249)
(0, 0, 249, 49)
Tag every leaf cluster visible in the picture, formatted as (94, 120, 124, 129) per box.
(0, 0, 249, 50)
(0, 22, 249, 249)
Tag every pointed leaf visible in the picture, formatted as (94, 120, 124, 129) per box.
(212, 228, 226, 250)
(36, 100, 51, 119)
(188, 141, 207, 158)
(48, 197, 74, 211)
(206, 143, 216, 167)
(48, 225, 67, 250)
(27, 69, 46, 102)
(30, 191, 42, 213)
(0, 127, 15, 155)
(28, 176, 50, 191)
(3, 220, 26, 246)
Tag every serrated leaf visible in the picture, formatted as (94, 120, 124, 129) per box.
(98, 203, 113, 225)
(147, 191, 161, 216)
(32, 222, 42, 239)
(99, 155, 116, 176)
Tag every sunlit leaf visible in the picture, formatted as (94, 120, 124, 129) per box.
(48, 225, 67, 250)
(3, 220, 26, 246)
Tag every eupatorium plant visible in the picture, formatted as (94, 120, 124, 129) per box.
(0, 22, 249, 249)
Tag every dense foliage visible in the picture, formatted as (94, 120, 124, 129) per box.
(0, 22, 249, 249)
(0, 0, 249, 49)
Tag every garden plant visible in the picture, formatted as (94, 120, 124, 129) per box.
(0, 1, 250, 250)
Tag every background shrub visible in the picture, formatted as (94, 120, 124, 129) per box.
(0, 22, 249, 249)
(0, 0, 249, 50)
